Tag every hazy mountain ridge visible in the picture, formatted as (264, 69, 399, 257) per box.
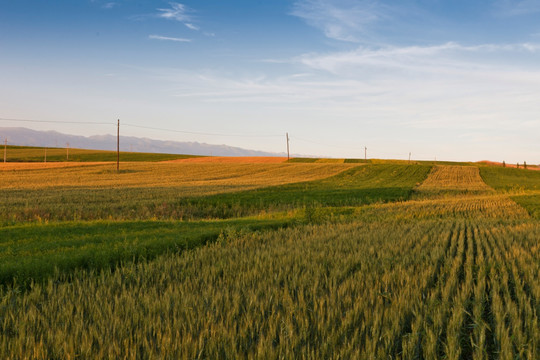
(0, 127, 289, 157)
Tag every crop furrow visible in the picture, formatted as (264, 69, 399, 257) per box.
(476, 226, 496, 360)
(495, 226, 539, 358)
(422, 222, 466, 359)
(391, 224, 456, 357)
(455, 223, 475, 360)
(423, 224, 455, 299)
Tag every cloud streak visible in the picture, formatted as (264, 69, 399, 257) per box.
(141, 38, 540, 151)
(290, 0, 388, 42)
(157, 2, 200, 31)
(294, 42, 540, 76)
(148, 35, 191, 42)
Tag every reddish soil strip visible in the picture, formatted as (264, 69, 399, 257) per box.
(477, 161, 540, 170)
(164, 157, 289, 164)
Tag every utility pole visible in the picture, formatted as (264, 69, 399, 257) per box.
(3, 138, 6, 163)
(44, 147, 47, 163)
(409, 152, 411, 164)
(286, 132, 290, 161)
(364, 146, 367, 161)
(66, 142, 69, 161)
(117, 119, 120, 172)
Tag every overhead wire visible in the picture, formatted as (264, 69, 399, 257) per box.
(291, 135, 366, 152)
(122, 123, 283, 138)
(0, 117, 283, 138)
(0, 117, 114, 126)
(0, 116, 367, 155)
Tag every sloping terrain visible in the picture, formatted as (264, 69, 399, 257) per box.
(1, 163, 539, 358)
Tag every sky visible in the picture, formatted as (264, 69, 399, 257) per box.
(1, 0, 540, 162)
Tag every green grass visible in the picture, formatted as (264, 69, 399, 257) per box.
(3, 145, 199, 162)
(511, 195, 540, 219)
(287, 157, 320, 163)
(344, 158, 370, 163)
(480, 166, 540, 191)
(172, 164, 432, 218)
(480, 167, 540, 217)
(0, 217, 295, 287)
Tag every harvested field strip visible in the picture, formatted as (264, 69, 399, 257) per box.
(357, 195, 530, 220)
(0, 162, 353, 190)
(415, 165, 494, 198)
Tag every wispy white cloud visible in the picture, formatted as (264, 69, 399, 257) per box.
(102, 2, 116, 9)
(133, 38, 540, 160)
(157, 2, 200, 30)
(185, 23, 200, 31)
(157, 2, 190, 21)
(294, 42, 540, 75)
(290, 0, 395, 42)
(148, 35, 191, 42)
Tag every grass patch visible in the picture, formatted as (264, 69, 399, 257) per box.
(177, 164, 432, 218)
(3, 145, 199, 162)
(0, 217, 295, 287)
(480, 166, 540, 191)
(511, 195, 540, 219)
(287, 157, 320, 163)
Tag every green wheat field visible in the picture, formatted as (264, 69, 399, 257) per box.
(1, 146, 539, 359)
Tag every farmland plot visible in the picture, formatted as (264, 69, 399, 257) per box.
(1, 163, 539, 358)
(415, 165, 494, 198)
(0, 162, 355, 222)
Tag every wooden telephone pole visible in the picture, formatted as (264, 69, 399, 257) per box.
(364, 146, 367, 161)
(66, 143, 70, 161)
(117, 119, 120, 172)
(286, 132, 290, 161)
(3, 138, 6, 163)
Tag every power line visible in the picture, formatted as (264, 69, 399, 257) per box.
(292, 135, 365, 152)
(122, 123, 283, 138)
(1, 116, 368, 155)
(0, 117, 114, 125)
(0, 117, 284, 138)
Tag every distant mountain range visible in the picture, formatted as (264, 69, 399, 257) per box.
(0, 127, 291, 157)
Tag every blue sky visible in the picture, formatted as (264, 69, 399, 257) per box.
(1, 0, 540, 161)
